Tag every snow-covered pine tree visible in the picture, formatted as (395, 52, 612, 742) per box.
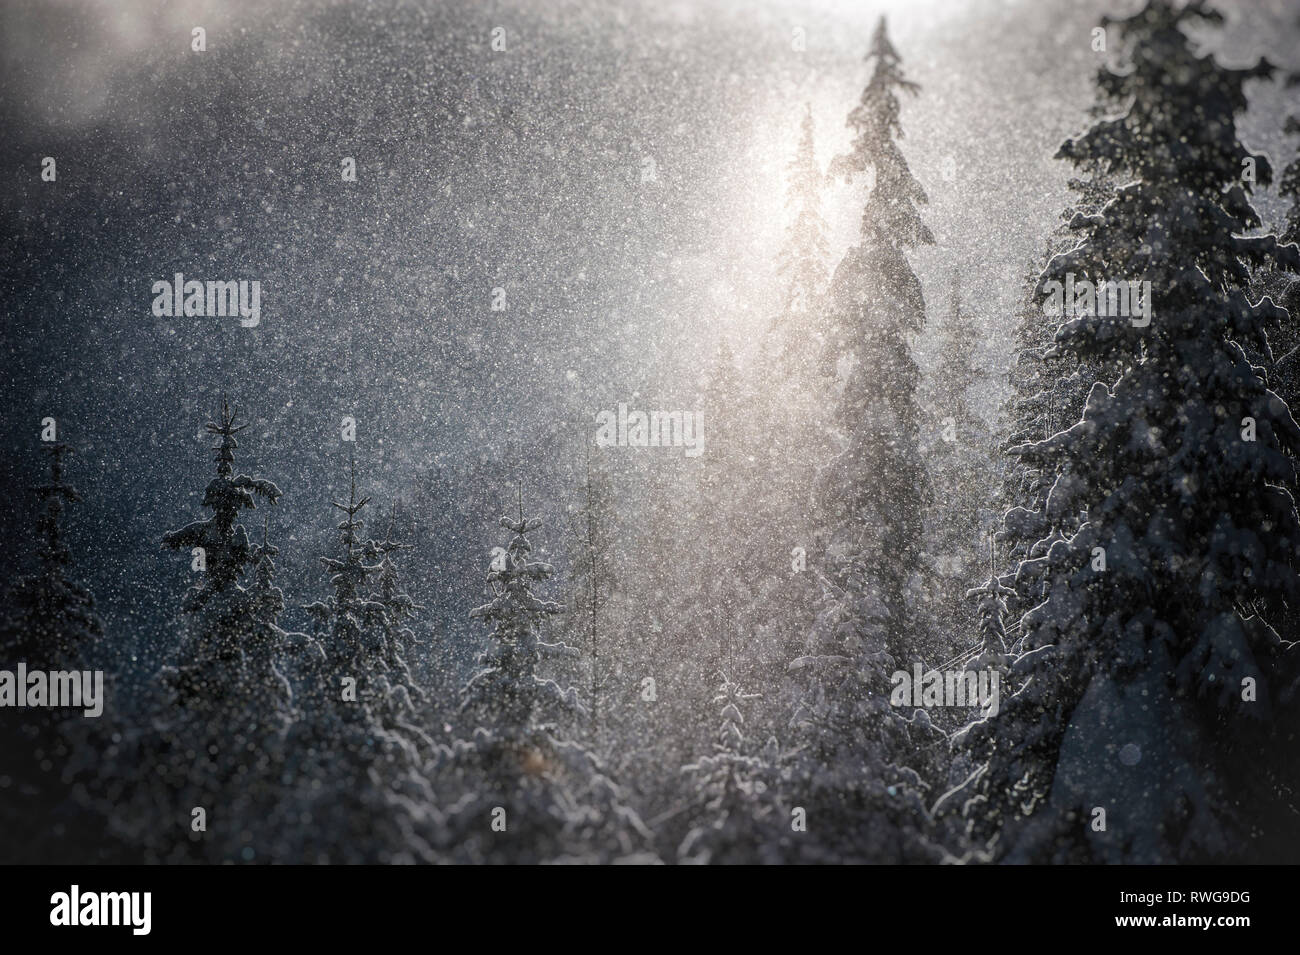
(928, 567, 1013, 863)
(997, 251, 1072, 578)
(0, 439, 110, 863)
(368, 515, 427, 706)
(998, 174, 1116, 578)
(677, 677, 777, 864)
(460, 509, 581, 726)
(965, 569, 1014, 672)
(303, 459, 419, 721)
(819, 15, 933, 659)
(769, 103, 831, 379)
(1254, 70, 1300, 449)
(758, 105, 837, 711)
(437, 506, 654, 863)
(1258, 70, 1300, 647)
(774, 16, 942, 864)
(1280, 71, 1300, 249)
(1, 441, 103, 670)
(164, 514, 324, 862)
(272, 461, 439, 863)
(87, 400, 296, 863)
(966, 0, 1300, 863)
(159, 397, 283, 709)
(779, 562, 942, 862)
(247, 515, 318, 715)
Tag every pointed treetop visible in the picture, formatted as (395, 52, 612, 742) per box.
(373, 506, 414, 557)
(205, 396, 248, 479)
(830, 14, 931, 248)
(329, 456, 374, 565)
(785, 103, 824, 203)
(869, 16, 900, 65)
(332, 454, 370, 518)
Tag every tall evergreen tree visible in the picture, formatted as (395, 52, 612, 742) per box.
(998, 250, 1073, 567)
(998, 174, 1117, 579)
(1280, 71, 1300, 249)
(760, 106, 837, 712)
(769, 103, 831, 378)
(1258, 69, 1300, 648)
(966, 0, 1300, 863)
(1256, 70, 1300, 443)
(776, 16, 941, 864)
(0, 439, 110, 863)
(274, 461, 440, 863)
(1, 441, 103, 670)
(437, 505, 654, 863)
(460, 509, 580, 726)
(303, 460, 420, 721)
(368, 516, 427, 706)
(677, 677, 777, 864)
(88, 401, 297, 863)
(820, 15, 933, 657)
(160, 398, 282, 708)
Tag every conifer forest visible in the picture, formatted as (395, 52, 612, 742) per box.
(3, 0, 1300, 867)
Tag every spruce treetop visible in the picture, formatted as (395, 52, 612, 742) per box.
(2, 440, 103, 669)
(776, 104, 830, 322)
(321, 458, 380, 608)
(463, 505, 581, 728)
(162, 397, 281, 610)
(832, 16, 933, 249)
